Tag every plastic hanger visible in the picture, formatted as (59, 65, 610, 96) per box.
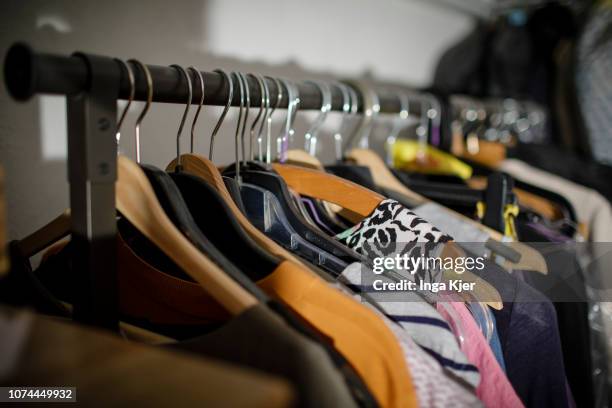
(239, 182, 348, 275)
(252, 84, 499, 304)
(164, 71, 325, 268)
(168, 68, 280, 280)
(222, 74, 358, 266)
(208, 72, 346, 273)
(284, 82, 369, 224)
(128, 62, 251, 280)
(251, 76, 342, 233)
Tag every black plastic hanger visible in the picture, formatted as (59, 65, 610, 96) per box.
(128, 62, 267, 300)
(170, 67, 280, 281)
(223, 73, 360, 264)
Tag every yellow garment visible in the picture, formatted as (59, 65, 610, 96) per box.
(393, 140, 473, 180)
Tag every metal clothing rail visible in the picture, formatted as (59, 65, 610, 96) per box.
(4, 43, 423, 114)
(2, 42, 424, 330)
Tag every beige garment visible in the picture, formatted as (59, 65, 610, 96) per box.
(0, 308, 293, 407)
(499, 159, 612, 242)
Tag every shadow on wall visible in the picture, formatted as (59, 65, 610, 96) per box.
(0, 0, 473, 243)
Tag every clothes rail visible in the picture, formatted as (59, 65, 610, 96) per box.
(3, 43, 423, 115)
(2, 42, 426, 331)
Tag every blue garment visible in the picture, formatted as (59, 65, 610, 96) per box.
(466, 302, 506, 372)
(475, 257, 570, 408)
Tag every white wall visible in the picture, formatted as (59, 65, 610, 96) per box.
(0, 0, 474, 243)
(203, 0, 473, 85)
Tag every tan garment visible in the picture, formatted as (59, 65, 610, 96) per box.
(0, 308, 293, 407)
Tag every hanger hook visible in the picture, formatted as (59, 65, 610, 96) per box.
(332, 82, 351, 161)
(303, 80, 331, 156)
(386, 90, 409, 165)
(209, 69, 233, 161)
(188, 66, 205, 154)
(277, 79, 299, 163)
(170, 65, 192, 167)
(265, 76, 283, 164)
(426, 93, 441, 147)
(237, 72, 250, 168)
(343, 81, 367, 151)
(232, 72, 244, 183)
(128, 59, 153, 164)
(249, 73, 268, 162)
(361, 85, 380, 148)
(114, 59, 135, 154)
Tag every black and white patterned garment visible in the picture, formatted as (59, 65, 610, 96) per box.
(336, 199, 453, 248)
(335, 199, 454, 285)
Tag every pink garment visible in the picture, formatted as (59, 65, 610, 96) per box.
(437, 302, 524, 408)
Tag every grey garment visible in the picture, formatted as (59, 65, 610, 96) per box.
(170, 304, 358, 408)
(576, 2, 612, 166)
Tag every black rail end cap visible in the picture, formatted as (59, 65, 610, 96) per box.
(4, 43, 35, 101)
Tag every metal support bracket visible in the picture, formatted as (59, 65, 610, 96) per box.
(67, 52, 119, 329)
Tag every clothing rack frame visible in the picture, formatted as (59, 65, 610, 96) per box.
(3, 42, 425, 329)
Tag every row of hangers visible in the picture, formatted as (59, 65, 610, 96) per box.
(16, 58, 552, 323)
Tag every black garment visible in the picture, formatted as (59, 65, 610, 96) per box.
(433, 22, 489, 97)
(516, 223, 597, 408)
(170, 304, 359, 408)
(0, 241, 70, 317)
(433, 4, 581, 149)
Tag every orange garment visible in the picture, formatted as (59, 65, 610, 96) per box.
(44, 234, 418, 408)
(258, 261, 417, 408)
(117, 234, 230, 325)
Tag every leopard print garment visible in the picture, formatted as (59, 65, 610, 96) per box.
(336, 199, 453, 251)
(335, 199, 453, 283)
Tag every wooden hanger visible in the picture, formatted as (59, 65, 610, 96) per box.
(285, 149, 324, 170)
(346, 148, 426, 204)
(432, 203, 548, 275)
(451, 130, 507, 168)
(117, 155, 256, 315)
(16, 209, 71, 258)
(270, 162, 503, 309)
(346, 149, 548, 274)
(167, 154, 313, 267)
(271, 163, 384, 218)
(13, 157, 258, 316)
